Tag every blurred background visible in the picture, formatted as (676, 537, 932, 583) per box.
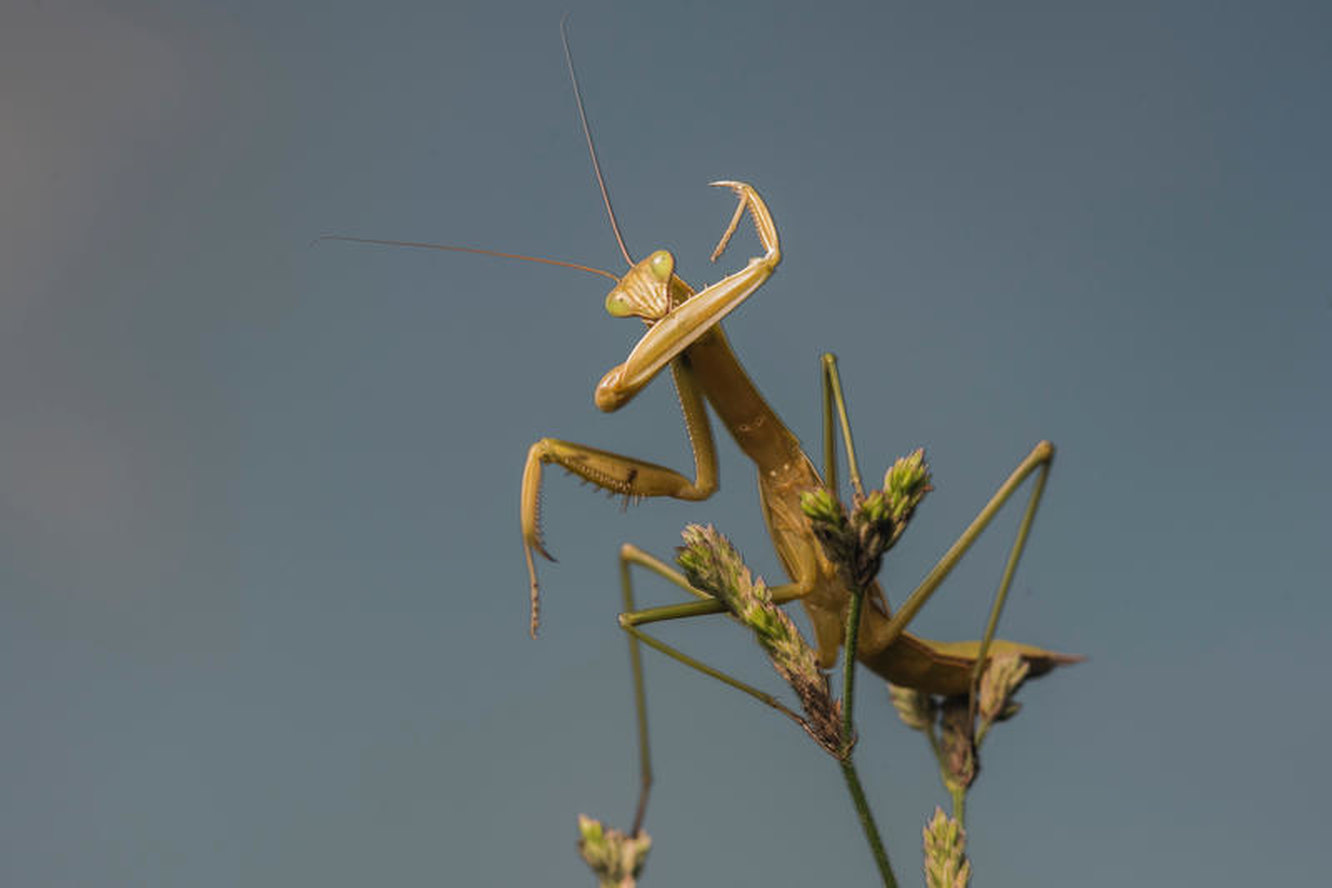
(2, 1, 1328, 884)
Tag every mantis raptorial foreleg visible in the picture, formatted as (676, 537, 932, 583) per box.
(521, 359, 718, 635)
(593, 182, 780, 410)
(521, 183, 782, 634)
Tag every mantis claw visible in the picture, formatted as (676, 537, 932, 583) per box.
(522, 442, 559, 636)
(708, 181, 779, 263)
(708, 181, 749, 262)
(525, 525, 557, 638)
(525, 545, 548, 639)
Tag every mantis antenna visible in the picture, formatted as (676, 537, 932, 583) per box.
(319, 19, 633, 285)
(315, 235, 618, 282)
(561, 14, 635, 267)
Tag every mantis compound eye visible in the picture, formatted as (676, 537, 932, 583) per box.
(648, 250, 673, 282)
(605, 287, 635, 317)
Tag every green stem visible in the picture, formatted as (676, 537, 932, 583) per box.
(950, 785, 967, 827)
(839, 585, 866, 755)
(927, 717, 970, 827)
(839, 757, 898, 888)
(836, 582, 897, 887)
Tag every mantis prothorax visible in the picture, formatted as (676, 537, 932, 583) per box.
(327, 21, 1078, 839)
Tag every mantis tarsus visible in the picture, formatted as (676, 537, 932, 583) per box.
(330, 23, 1078, 843)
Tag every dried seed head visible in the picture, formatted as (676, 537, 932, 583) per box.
(939, 698, 978, 792)
(677, 525, 779, 629)
(922, 806, 972, 888)
(577, 815, 652, 888)
(676, 524, 844, 755)
(978, 652, 1031, 730)
(677, 524, 750, 611)
(788, 669, 845, 756)
(888, 683, 937, 732)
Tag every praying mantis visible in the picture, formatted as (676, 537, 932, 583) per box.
(329, 23, 1078, 842)
(515, 179, 1079, 827)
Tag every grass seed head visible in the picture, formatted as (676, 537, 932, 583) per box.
(888, 683, 938, 733)
(577, 815, 651, 888)
(922, 806, 972, 888)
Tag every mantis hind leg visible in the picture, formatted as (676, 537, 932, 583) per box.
(858, 440, 1080, 696)
(880, 440, 1055, 659)
(816, 355, 1076, 692)
(820, 353, 867, 500)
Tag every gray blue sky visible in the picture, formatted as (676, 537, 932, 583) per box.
(2, 1, 1329, 884)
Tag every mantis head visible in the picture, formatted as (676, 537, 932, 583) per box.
(604, 249, 693, 323)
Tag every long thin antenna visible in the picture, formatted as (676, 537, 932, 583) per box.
(561, 14, 634, 267)
(316, 235, 619, 282)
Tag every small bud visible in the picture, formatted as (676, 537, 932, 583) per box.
(855, 489, 892, 527)
(883, 448, 932, 526)
(801, 489, 858, 572)
(853, 491, 895, 572)
(803, 486, 888, 590)
(888, 683, 937, 732)
(800, 487, 846, 527)
(804, 451, 933, 594)
(577, 815, 651, 888)
(922, 806, 972, 888)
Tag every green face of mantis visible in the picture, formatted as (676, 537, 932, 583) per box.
(604, 249, 684, 321)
